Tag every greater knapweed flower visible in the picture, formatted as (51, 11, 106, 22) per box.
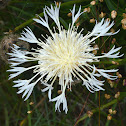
(8, 3, 123, 114)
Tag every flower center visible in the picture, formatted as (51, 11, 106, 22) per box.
(51, 32, 78, 67)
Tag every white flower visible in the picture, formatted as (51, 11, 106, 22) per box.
(8, 3, 123, 114)
(91, 18, 120, 36)
(41, 81, 53, 100)
(13, 80, 36, 101)
(51, 93, 68, 114)
(101, 45, 123, 58)
(70, 4, 83, 28)
(18, 27, 40, 43)
(8, 44, 35, 67)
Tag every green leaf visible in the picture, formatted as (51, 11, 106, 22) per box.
(60, 17, 69, 29)
(105, 0, 117, 11)
(105, 0, 124, 14)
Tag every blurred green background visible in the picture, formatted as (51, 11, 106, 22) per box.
(0, 0, 126, 126)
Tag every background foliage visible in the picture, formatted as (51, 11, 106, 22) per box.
(0, 0, 126, 126)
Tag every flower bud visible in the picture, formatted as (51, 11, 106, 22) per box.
(122, 23, 126, 30)
(112, 110, 117, 114)
(115, 92, 120, 98)
(111, 10, 117, 19)
(99, 12, 106, 18)
(112, 38, 116, 44)
(90, 18, 95, 23)
(118, 74, 122, 78)
(112, 61, 116, 64)
(67, 12, 72, 17)
(107, 114, 112, 120)
(109, 109, 113, 114)
(121, 18, 126, 24)
(99, 0, 103, 2)
(27, 111, 32, 114)
(58, 90, 62, 94)
(87, 111, 93, 117)
(29, 102, 34, 105)
(84, 7, 90, 13)
(90, 1, 96, 6)
(105, 94, 111, 99)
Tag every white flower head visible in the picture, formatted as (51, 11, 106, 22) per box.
(8, 3, 123, 114)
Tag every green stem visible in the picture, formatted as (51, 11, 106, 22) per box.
(27, 100, 31, 126)
(77, 93, 125, 124)
(14, 12, 44, 32)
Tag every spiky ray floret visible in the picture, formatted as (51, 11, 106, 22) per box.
(8, 3, 123, 114)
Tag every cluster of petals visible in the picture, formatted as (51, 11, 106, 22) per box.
(8, 3, 123, 114)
